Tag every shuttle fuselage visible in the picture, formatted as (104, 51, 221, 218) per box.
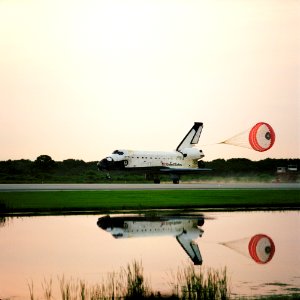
(97, 122, 211, 183)
(97, 215, 205, 265)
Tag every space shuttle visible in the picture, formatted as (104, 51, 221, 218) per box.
(97, 122, 211, 183)
(97, 214, 204, 265)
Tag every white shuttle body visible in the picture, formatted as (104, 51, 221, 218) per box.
(97, 215, 204, 265)
(97, 122, 211, 183)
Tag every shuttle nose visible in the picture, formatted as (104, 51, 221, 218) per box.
(97, 159, 106, 171)
(97, 216, 112, 229)
(97, 157, 113, 171)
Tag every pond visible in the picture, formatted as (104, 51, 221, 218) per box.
(0, 210, 299, 299)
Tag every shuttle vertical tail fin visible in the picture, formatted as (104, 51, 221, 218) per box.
(176, 232, 202, 265)
(176, 122, 203, 152)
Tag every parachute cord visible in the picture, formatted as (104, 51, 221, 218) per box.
(221, 128, 249, 142)
(218, 128, 252, 148)
(198, 143, 220, 147)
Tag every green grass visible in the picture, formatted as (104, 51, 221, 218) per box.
(0, 189, 299, 214)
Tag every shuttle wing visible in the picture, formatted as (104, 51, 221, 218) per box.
(160, 168, 211, 174)
(176, 231, 202, 265)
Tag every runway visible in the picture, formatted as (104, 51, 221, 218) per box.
(0, 183, 299, 191)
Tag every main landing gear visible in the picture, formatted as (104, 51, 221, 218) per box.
(152, 175, 180, 184)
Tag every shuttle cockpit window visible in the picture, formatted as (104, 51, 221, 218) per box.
(113, 150, 124, 155)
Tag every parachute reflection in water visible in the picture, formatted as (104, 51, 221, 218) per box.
(221, 234, 275, 264)
(220, 122, 275, 152)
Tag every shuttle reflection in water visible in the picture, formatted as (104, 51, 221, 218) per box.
(97, 213, 276, 266)
(222, 234, 275, 264)
(97, 214, 205, 265)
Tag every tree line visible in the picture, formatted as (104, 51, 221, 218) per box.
(0, 155, 298, 183)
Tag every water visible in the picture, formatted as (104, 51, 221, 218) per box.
(0, 211, 299, 299)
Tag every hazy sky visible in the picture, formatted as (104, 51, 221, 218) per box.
(0, 0, 299, 162)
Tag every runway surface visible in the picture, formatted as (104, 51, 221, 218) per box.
(0, 183, 299, 191)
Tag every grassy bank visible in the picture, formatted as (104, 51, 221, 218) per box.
(25, 260, 299, 300)
(0, 189, 299, 214)
(27, 261, 230, 300)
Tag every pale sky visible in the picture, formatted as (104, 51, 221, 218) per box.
(0, 0, 299, 162)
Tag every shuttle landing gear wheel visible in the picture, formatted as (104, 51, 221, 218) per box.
(154, 178, 161, 184)
(171, 174, 180, 184)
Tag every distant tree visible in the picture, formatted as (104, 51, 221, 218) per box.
(33, 155, 55, 173)
(57, 159, 87, 175)
(14, 159, 32, 174)
(256, 158, 281, 173)
(62, 159, 86, 169)
(226, 158, 254, 173)
(1, 160, 16, 175)
(206, 159, 228, 174)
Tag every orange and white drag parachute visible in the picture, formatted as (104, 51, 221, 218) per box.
(221, 122, 275, 152)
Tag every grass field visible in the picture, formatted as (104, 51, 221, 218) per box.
(0, 189, 299, 214)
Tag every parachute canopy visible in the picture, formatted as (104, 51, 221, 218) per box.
(248, 234, 275, 264)
(248, 122, 275, 152)
(221, 122, 275, 152)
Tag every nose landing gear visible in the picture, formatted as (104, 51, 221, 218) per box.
(154, 178, 161, 184)
(171, 174, 180, 184)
